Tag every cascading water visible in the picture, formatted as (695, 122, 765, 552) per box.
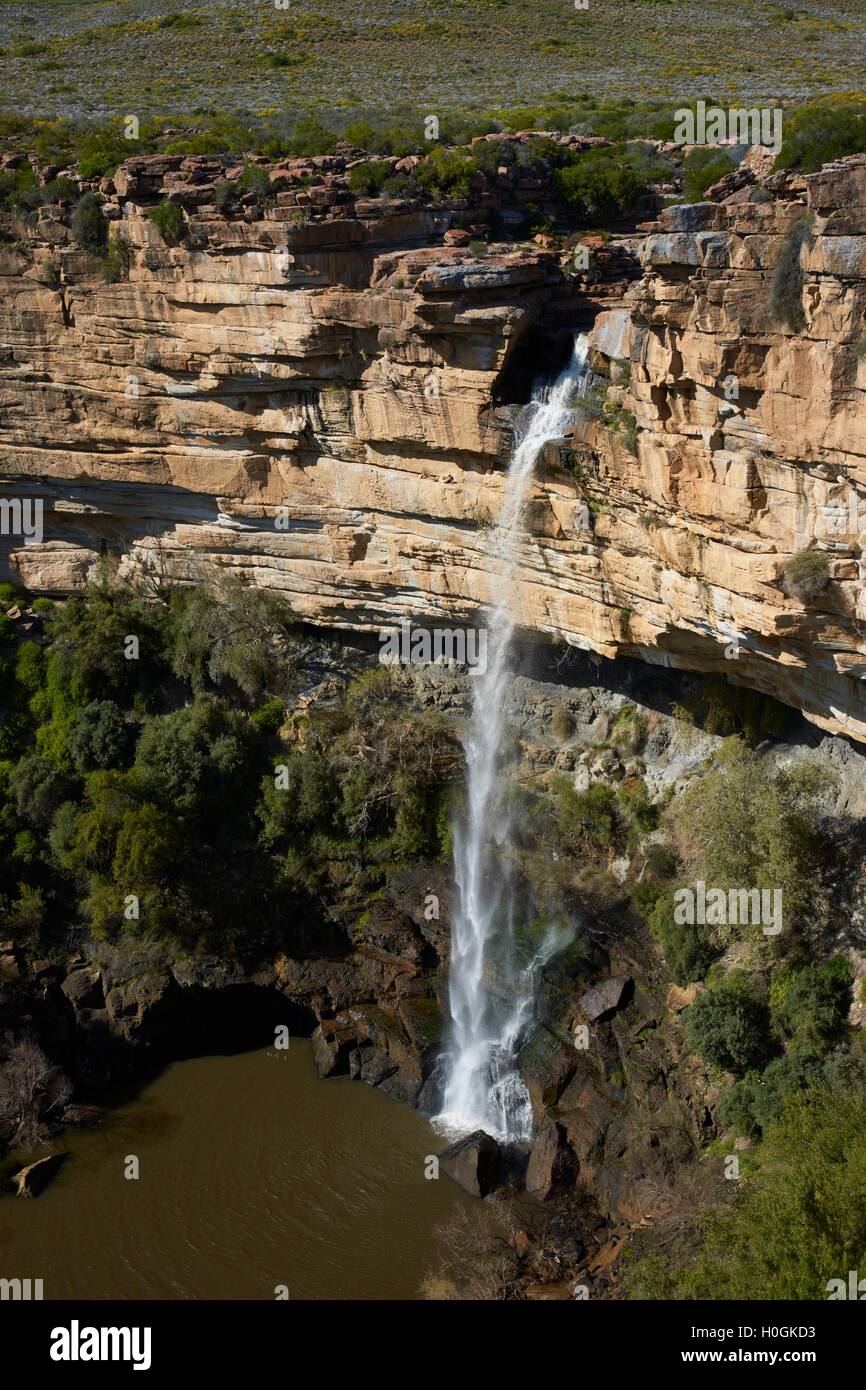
(437, 334, 592, 1144)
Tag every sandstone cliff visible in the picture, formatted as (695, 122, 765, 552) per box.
(2, 149, 866, 740)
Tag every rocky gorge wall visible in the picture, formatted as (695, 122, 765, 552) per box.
(2, 145, 866, 742)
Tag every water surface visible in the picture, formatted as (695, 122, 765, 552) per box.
(0, 1043, 473, 1300)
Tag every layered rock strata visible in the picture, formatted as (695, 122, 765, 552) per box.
(2, 150, 866, 738)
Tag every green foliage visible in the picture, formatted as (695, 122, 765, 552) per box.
(683, 980, 772, 1075)
(671, 739, 835, 936)
(169, 576, 296, 703)
(132, 697, 254, 825)
(147, 199, 185, 245)
(556, 144, 653, 221)
(347, 159, 393, 196)
(698, 676, 787, 745)
(43, 572, 170, 707)
(778, 98, 866, 173)
(552, 775, 619, 849)
(681, 146, 735, 202)
(781, 547, 831, 602)
(626, 1071, 866, 1299)
(213, 179, 235, 212)
(103, 230, 132, 283)
(235, 163, 271, 200)
(719, 1052, 824, 1139)
(772, 957, 851, 1053)
(647, 885, 719, 984)
(414, 145, 478, 200)
(66, 700, 131, 773)
(616, 777, 658, 836)
(76, 129, 130, 179)
(70, 192, 107, 252)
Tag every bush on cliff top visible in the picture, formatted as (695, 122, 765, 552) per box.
(778, 97, 866, 173)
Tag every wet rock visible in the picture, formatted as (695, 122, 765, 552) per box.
(12, 1151, 68, 1197)
(310, 1018, 358, 1078)
(517, 1025, 578, 1123)
(579, 975, 633, 1022)
(438, 1130, 502, 1197)
(349, 1043, 396, 1087)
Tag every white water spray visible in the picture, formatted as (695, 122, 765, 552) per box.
(437, 335, 591, 1143)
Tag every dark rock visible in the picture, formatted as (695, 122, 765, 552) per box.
(310, 1018, 358, 1078)
(526, 1118, 578, 1199)
(12, 1151, 68, 1197)
(438, 1130, 502, 1197)
(348, 1044, 396, 1087)
(579, 975, 633, 1022)
(61, 1103, 107, 1127)
(61, 969, 103, 1010)
(517, 1025, 578, 1123)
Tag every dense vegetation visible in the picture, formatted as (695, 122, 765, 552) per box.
(625, 1052, 866, 1299)
(0, 572, 457, 958)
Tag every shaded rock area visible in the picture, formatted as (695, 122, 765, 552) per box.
(438, 1130, 502, 1198)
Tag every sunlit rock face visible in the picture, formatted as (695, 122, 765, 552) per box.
(3, 152, 866, 741)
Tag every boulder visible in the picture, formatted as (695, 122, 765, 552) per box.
(12, 1152, 68, 1198)
(438, 1130, 502, 1197)
(526, 1119, 578, 1199)
(310, 1018, 358, 1078)
(578, 975, 633, 1022)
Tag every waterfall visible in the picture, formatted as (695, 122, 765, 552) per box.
(437, 334, 591, 1144)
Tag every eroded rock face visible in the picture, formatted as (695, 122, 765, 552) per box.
(579, 159, 866, 744)
(3, 152, 866, 740)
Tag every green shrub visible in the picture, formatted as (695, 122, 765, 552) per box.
(719, 1052, 824, 1139)
(147, 199, 185, 246)
(66, 700, 131, 773)
(71, 192, 107, 253)
(647, 885, 719, 984)
(556, 145, 646, 221)
(616, 777, 658, 835)
(778, 99, 866, 174)
(671, 739, 835, 935)
(103, 230, 132, 282)
(626, 1072, 866, 1299)
(213, 179, 235, 212)
(772, 958, 851, 1053)
(413, 147, 478, 200)
(347, 160, 393, 196)
(236, 164, 271, 200)
(552, 776, 619, 849)
(681, 147, 736, 202)
(781, 548, 830, 602)
(683, 981, 772, 1074)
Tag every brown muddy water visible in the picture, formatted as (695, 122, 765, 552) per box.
(0, 1043, 475, 1300)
